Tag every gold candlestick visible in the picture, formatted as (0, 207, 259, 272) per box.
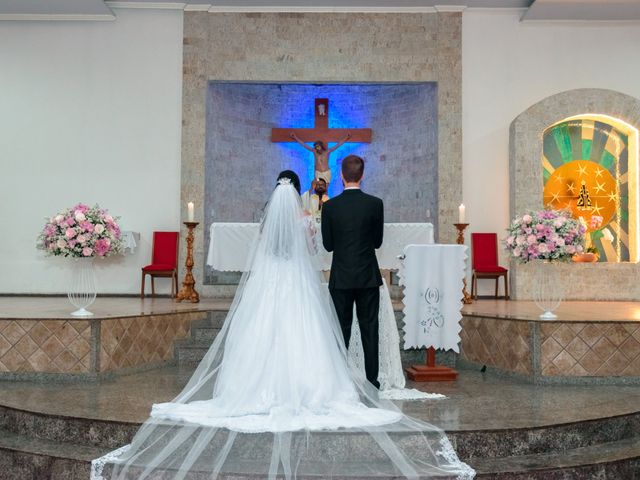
(454, 223, 473, 304)
(176, 222, 200, 303)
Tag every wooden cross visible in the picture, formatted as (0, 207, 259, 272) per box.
(271, 98, 372, 144)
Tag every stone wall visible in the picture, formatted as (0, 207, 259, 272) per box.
(181, 12, 462, 296)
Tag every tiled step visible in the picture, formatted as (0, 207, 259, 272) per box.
(0, 428, 109, 480)
(471, 436, 640, 479)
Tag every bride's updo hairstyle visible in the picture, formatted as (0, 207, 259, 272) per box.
(276, 170, 301, 194)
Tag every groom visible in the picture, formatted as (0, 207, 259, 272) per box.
(321, 155, 384, 389)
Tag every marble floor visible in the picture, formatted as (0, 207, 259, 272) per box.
(0, 365, 638, 432)
(0, 296, 229, 320)
(2, 296, 640, 322)
(464, 299, 640, 322)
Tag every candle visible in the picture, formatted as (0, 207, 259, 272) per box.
(458, 204, 466, 224)
(187, 202, 194, 222)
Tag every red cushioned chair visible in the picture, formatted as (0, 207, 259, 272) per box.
(471, 232, 509, 300)
(141, 232, 179, 298)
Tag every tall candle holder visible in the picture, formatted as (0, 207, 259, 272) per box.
(454, 223, 473, 304)
(176, 222, 200, 303)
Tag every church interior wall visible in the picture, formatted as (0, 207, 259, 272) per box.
(0, 8, 184, 294)
(4, 8, 640, 295)
(462, 9, 640, 295)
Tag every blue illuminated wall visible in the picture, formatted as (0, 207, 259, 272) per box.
(204, 82, 437, 282)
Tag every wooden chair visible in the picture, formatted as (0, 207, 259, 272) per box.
(141, 231, 179, 298)
(471, 232, 509, 300)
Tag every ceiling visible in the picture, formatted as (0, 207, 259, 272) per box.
(0, 0, 639, 21)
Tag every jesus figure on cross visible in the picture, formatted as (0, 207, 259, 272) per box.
(290, 131, 351, 185)
(271, 98, 372, 185)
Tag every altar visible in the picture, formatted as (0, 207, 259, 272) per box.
(207, 222, 434, 272)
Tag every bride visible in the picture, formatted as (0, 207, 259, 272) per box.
(92, 171, 474, 480)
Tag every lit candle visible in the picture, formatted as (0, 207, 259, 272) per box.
(187, 202, 194, 222)
(458, 204, 466, 224)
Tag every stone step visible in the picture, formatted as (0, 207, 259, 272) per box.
(2, 429, 637, 480)
(175, 340, 215, 366)
(102, 460, 461, 479)
(472, 435, 640, 478)
(0, 387, 638, 461)
(0, 427, 109, 480)
(192, 326, 223, 342)
(88, 436, 640, 480)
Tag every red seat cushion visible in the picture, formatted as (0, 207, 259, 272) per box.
(143, 264, 176, 272)
(474, 266, 507, 273)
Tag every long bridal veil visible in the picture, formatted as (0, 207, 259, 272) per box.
(92, 180, 474, 480)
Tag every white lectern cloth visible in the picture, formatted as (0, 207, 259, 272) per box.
(207, 222, 434, 271)
(399, 244, 467, 352)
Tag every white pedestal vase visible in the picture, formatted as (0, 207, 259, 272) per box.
(532, 261, 564, 320)
(68, 257, 97, 317)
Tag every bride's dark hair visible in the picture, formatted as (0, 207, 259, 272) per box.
(276, 170, 301, 194)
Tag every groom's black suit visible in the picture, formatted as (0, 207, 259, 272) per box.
(321, 188, 383, 389)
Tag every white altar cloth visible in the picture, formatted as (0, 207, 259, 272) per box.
(207, 222, 434, 272)
(399, 244, 467, 352)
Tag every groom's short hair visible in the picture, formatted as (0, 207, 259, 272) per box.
(341, 155, 364, 182)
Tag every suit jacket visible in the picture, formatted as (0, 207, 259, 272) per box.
(321, 189, 384, 290)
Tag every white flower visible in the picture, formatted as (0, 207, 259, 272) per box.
(75, 211, 86, 222)
(77, 234, 86, 244)
(56, 239, 67, 249)
(94, 224, 105, 234)
(54, 214, 64, 224)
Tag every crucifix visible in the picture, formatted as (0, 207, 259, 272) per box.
(271, 98, 372, 184)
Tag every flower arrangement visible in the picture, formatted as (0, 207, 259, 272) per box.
(504, 209, 586, 263)
(37, 204, 124, 258)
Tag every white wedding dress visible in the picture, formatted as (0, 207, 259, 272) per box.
(91, 180, 474, 480)
(348, 280, 445, 400)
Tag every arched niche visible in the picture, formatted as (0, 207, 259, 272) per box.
(509, 89, 640, 300)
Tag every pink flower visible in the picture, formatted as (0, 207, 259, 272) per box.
(80, 221, 94, 233)
(522, 214, 533, 224)
(104, 214, 114, 224)
(566, 245, 576, 254)
(506, 236, 515, 246)
(94, 239, 110, 256)
(65, 228, 77, 239)
(538, 243, 548, 253)
(553, 217, 566, 228)
(513, 247, 522, 257)
(526, 234, 537, 245)
(94, 224, 105, 235)
(56, 239, 67, 249)
(74, 204, 90, 213)
(76, 234, 87, 244)
(515, 235, 526, 245)
(82, 247, 93, 257)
